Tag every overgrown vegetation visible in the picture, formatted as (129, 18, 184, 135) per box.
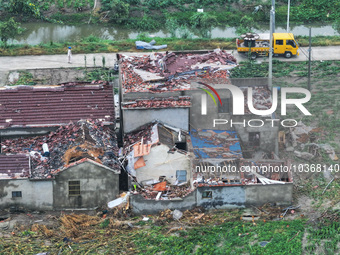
(83, 67, 117, 82)
(0, 0, 339, 30)
(0, 35, 340, 55)
(0, 17, 22, 47)
(1, 214, 339, 254)
(10, 71, 36, 85)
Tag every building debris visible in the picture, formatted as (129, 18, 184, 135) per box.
(119, 50, 237, 93)
(172, 209, 183, 220)
(322, 177, 335, 195)
(190, 129, 243, 159)
(108, 192, 130, 209)
(122, 96, 191, 109)
(294, 150, 315, 161)
(241, 86, 273, 114)
(1, 120, 119, 179)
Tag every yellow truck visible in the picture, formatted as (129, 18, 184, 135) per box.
(236, 32, 299, 60)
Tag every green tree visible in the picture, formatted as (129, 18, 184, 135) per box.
(235, 15, 258, 36)
(0, 18, 22, 47)
(190, 12, 218, 30)
(190, 12, 218, 38)
(7, 0, 42, 19)
(109, 0, 130, 24)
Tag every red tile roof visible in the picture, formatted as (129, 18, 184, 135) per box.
(0, 154, 30, 179)
(0, 84, 114, 129)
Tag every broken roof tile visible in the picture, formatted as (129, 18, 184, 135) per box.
(119, 50, 237, 93)
(1, 120, 119, 179)
(122, 96, 191, 109)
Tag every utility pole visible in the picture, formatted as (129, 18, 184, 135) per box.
(272, 0, 275, 33)
(268, 6, 275, 89)
(287, 0, 290, 32)
(308, 28, 312, 91)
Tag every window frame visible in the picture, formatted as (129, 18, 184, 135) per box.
(176, 170, 187, 183)
(12, 191, 22, 198)
(68, 180, 81, 196)
(249, 132, 260, 147)
(202, 191, 213, 199)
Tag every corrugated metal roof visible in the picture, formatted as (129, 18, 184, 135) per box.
(190, 129, 243, 159)
(0, 154, 30, 179)
(0, 84, 114, 129)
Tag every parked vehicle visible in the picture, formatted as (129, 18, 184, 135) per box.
(236, 32, 299, 60)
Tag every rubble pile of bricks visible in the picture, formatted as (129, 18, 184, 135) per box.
(120, 50, 237, 93)
(1, 120, 119, 179)
(122, 96, 191, 109)
(242, 86, 273, 114)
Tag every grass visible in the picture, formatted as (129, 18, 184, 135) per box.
(133, 220, 305, 254)
(1, 216, 339, 254)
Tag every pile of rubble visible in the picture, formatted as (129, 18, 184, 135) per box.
(123, 123, 155, 149)
(1, 120, 119, 179)
(242, 86, 273, 114)
(137, 181, 193, 200)
(122, 96, 191, 109)
(119, 50, 237, 93)
(285, 121, 338, 161)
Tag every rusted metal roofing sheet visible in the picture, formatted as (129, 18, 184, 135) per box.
(0, 84, 114, 129)
(0, 154, 30, 179)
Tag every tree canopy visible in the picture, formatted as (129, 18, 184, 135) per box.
(0, 18, 22, 47)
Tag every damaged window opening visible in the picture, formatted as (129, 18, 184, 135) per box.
(69, 181, 80, 196)
(176, 170, 187, 183)
(218, 98, 231, 113)
(175, 142, 187, 151)
(12, 191, 22, 198)
(249, 132, 260, 147)
(202, 191, 212, 199)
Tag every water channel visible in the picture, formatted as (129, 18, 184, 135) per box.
(12, 22, 339, 45)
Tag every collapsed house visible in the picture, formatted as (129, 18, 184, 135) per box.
(0, 51, 294, 212)
(117, 50, 293, 214)
(0, 83, 120, 210)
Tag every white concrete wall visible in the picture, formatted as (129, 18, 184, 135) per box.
(123, 108, 189, 133)
(0, 179, 53, 210)
(136, 144, 190, 184)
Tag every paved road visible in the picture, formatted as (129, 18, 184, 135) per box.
(1, 46, 340, 85)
